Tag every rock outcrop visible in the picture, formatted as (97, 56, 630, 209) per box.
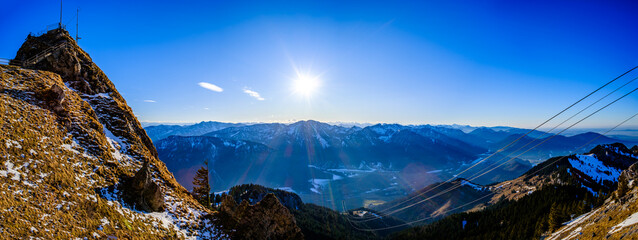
(217, 193, 304, 240)
(14, 28, 158, 160)
(121, 161, 165, 212)
(13, 29, 169, 205)
(227, 184, 303, 210)
(1, 28, 223, 238)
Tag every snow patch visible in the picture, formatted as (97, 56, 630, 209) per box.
(103, 126, 131, 162)
(460, 179, 484, 191)
(316, 133, 329, 148)
(568, 154, 621, 183)
(100, 217, 110, 226)
(309, 178, 331, 194)
(610, 212, 638, 234)
(85, 92, 111, 99)
(611, 146, 638, 158)
(548, 209, 598, 240)
(0, 161, 21, 181)
(5, 139, 22, 149)
(276, 187, 297, 194)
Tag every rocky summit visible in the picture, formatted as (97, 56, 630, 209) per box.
(0, 28, 299, 239)
(1, 28, 221, 239)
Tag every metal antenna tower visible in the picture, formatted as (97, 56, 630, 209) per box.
(76, 8, 82, 41)
(59, 0, 63, 29)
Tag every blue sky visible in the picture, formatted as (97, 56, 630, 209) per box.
(2, 0, 638, 128)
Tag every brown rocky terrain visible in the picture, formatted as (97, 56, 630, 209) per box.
(1, 28, 222, 239)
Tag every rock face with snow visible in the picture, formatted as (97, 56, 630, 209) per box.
(487, 143, 638, 204)
(548, 161, 638, 239)
(1, 29, 224, 239)
(15, 29, 158, 161)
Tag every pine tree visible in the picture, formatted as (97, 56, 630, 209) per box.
(213, 194, 221, 208)
(192, 160, 211, 208)
(547, 203, 561, 232)
(534, 215, 547, 237)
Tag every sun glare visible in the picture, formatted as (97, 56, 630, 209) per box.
(293, 74, 320, 97)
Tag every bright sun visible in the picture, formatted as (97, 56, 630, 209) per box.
(293, 74, 320, 96)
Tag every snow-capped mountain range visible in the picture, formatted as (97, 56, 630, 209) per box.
(148, 120, 635, 210)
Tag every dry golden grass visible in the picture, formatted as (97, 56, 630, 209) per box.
(548, 176, 638, 239)
(0, 65, 217, 239)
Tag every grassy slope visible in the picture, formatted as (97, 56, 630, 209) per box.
(1, 31, 223, 239)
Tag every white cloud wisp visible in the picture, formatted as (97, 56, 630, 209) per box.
(198, 82, 223, 92)
(243, 88, 265, 101)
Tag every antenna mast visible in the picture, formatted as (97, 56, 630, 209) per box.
(59, 0, 63, 29)
(76, 8, 81, 41)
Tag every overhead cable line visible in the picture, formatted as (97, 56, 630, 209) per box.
(465, 76, 638, 180)
(343, 192, 496, 231)
(348, 110, 638, 231)
(463, 87, 638, 184)
(356, 65, 638, 217)
(352, 85, 638, 223)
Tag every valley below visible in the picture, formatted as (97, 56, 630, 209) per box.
(149, 120, 636, 212)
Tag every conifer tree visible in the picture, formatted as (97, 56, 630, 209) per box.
(547, 203, 561, 232)
(534, 215, 547, 237)
(192, 160, 211, 207)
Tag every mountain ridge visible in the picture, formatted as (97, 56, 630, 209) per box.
(2, 29, 225, 239)
(390, 143, 638, 239)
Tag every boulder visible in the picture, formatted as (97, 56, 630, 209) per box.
(121, 161, 164, 212)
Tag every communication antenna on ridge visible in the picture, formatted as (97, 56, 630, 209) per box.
(76, 8, 81, 41)
(59, 0, 63, 29)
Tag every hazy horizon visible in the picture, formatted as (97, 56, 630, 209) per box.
(140, 119, 638, 132)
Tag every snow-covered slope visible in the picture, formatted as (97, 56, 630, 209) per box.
(489, 143, 638, 204)
(206, 120, 353, 149)
(568, 154, 622, 183)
